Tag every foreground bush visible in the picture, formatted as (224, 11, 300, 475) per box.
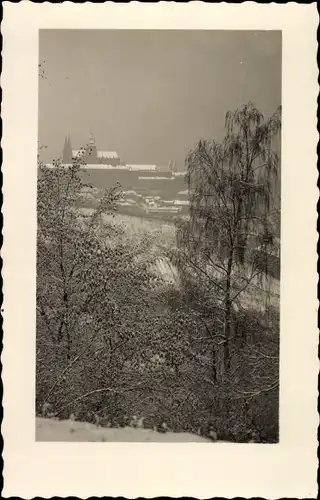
(37, 106, 280, 442)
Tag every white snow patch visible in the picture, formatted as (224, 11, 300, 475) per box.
(36, 418, 211, 442)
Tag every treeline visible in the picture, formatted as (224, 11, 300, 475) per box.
(36, 103, 280, 442)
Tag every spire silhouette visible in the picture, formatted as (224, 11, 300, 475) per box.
(63, 134, 73, 164)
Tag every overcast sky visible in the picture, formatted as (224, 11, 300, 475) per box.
(38, 30, 281, 169)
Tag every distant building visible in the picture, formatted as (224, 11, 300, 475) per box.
(62, 135, 73, 164)
(126, 164, 157, 171)
(63, 133, 120, 167)
(173, 200, 189, 206)
(172, 171, 186, 177)
(62, 134, 180, 174)
(168, 160, 177, 173)
(157, 165, 169, 172)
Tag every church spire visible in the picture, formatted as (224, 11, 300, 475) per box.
(63, 134, 72, 164)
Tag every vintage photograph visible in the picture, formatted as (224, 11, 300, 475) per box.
(36, 29, 281, 443)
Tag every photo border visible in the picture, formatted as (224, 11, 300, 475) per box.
(2, 2, 318, 498)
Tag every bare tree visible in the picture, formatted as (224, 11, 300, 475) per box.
(173, 102, 281, 380)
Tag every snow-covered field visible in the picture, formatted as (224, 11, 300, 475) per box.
(36, 418, 211, 442)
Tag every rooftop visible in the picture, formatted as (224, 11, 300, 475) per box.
(97, 150, 119, 159)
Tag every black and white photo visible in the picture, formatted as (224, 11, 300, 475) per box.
(36, 29, 281, 443)
(2, 3, 317, 498)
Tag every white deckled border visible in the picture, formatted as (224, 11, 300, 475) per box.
(2, 2, 318, 498)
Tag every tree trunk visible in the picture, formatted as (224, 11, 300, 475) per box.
(224, 251, 234, 371)
(65, 294, 71, 361)
(211, 343, 217, 383)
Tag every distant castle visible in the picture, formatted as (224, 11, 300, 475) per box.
(63, 133, 121, 167)
(62, 133, 178, 173)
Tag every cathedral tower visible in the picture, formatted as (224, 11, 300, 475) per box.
(86, 132, 97, 163)
(62, 134, 72, 164)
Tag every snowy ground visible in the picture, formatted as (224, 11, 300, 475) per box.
(36, 418, 211, 442)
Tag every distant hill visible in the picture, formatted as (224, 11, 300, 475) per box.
(78, 168, 187, 200)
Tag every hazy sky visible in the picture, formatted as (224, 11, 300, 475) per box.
(39, 30, 281, 169)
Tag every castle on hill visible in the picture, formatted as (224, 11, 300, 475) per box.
(62, 133, 177, 173)
(63, 133, 121, 167)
